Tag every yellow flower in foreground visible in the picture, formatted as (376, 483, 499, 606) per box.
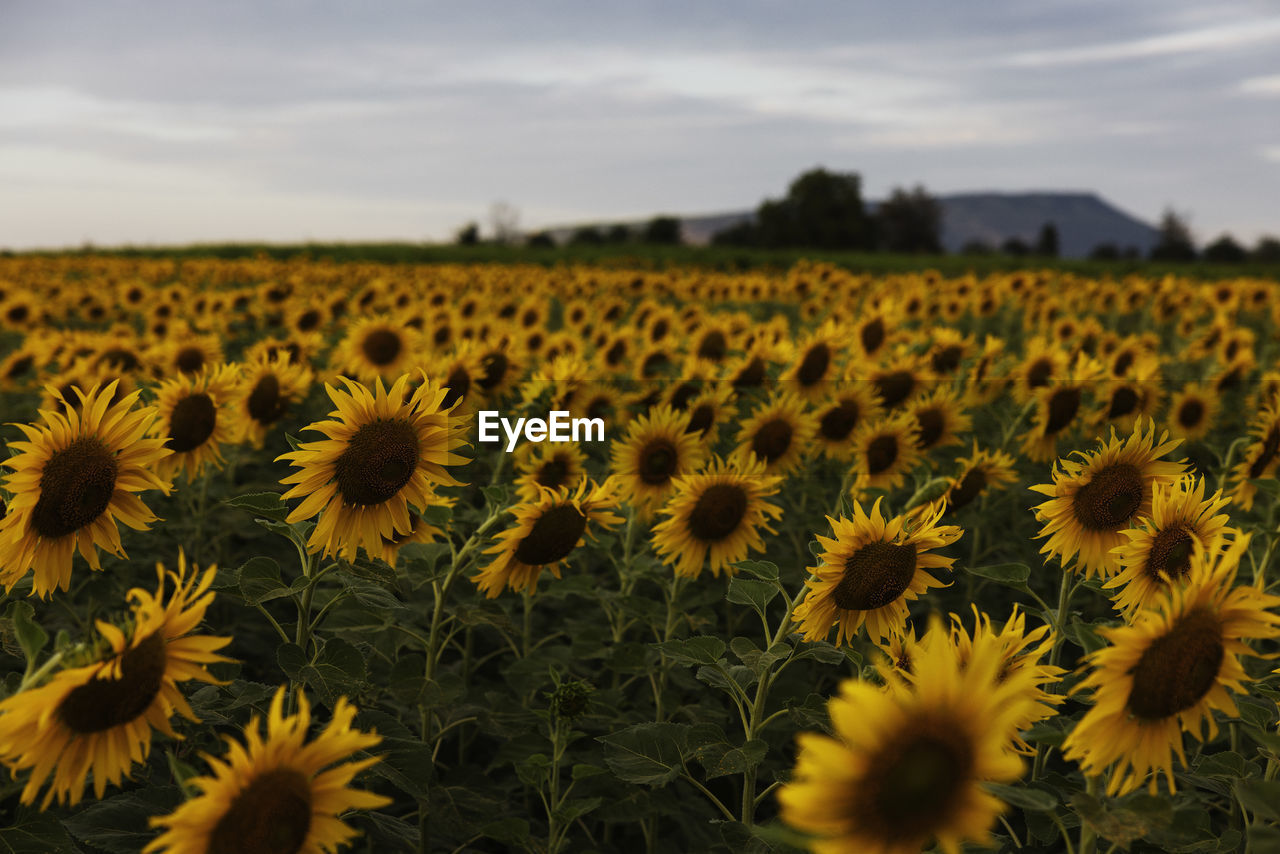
(146, 686, 390, 854)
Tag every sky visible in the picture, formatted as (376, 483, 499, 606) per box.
(1, 0, 1277, 249)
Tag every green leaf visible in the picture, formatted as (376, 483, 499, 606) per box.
(964, 562, 1030, 585)
(1236, 695, 1276, 729)
(598, 722, 686, 787)
(481, 484, 510, 507)
(1234, 780, 1280, 823)
(791, 639, 846, 665)
(0, 808, 79, 854)
(733, 559, 780, 581)
(653, 636, 726, 666)
(515, 753, 552, 786)
(695, 738, 768, 779)
(276, 643, 307, 681)
(1243, 724, 1280, 757)
(1248, 478, 1280, 497)
(419, 503, 453, 528)
(984, 782, 1058, 811)
(238, 557, 290, 605)
(726, 577, 779, 620)
(56, 790, 181, 854)
(1248, 825, 1280, 851)
(571, 763, 607, 780)
(297, 638, 367, 706)
(224, 491, 290, 521)
(553, 797, 603, 824)
(5, 602, 46, 663)
(1196, 751, 1246, 778)
(1068, 617, 1108, 655)
(285, 432, 302, 452)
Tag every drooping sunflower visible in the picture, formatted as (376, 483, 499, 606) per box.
(1093, 355, 1162, 434)
(278, 373, 470, 561)
(680, 383, 737, 444)
(907, 386, 971, 453)
(942, 444, 1018, 515)
(792, 498, 960, 646)
(1164, 382, 1217, 443)
(1012, 337, 1071, 404)
(514, 442, 588, 504)
(0, 381, 172, 597)
(145, 686, 390, 854)
(1104, 476, 1233, 618)
(777, 617, 1030, 854)
(812, 385, 881, 460)
(610, 404, 705, 517)
(0, 553, 231, 807)
(848, 412, 922, 494)
(782, 323, 845, 400)
(1227, 402, 1280, 512)
(474, 478, 621, 597)
(1031, 420, 1186, 579)
(651, 454, 783, 579)
(235, 354, 313, 449)
(733, 391, 815, 477)
(865, 355, 929, 411)
(1063, 534, 1280, 796)
(1020, 355, 1103, 463)
(153, 364, 243, 481)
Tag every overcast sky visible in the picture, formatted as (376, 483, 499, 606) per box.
(2, 0, 1277, 249)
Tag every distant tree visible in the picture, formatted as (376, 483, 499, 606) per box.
(960, 239, 993, 256)
(875, 185, 942, 253)
(1089, 242, 1121, 261)
(711, 221, 761, 246)
(1034, 222, 1060, 258)
(1001, 237, 1030, 257)
(569, 226, 605, 246)
(526, 231, 556, 248)
(1122, 246, 1141, 260)
(605, 224, 631, 243)
(642, 216, 682, 245)
(455, 222, 480, 246)
(1252, 236, 1280, 263)
(489, 201, 521, 246)
(1149, 208, 1197, 262)
(1202, 234, 1247, 263)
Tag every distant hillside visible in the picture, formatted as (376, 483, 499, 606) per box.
(546, 192, 1160, 259)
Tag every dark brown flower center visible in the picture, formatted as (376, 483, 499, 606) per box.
(819, 399, 860, 442)
(639, 439, 679, 485)
(6, 354, 33, 380)
(1177, 399, 1204, 429)
(247, 374, 287, 425)
(860, 318, 885, 354)
(832, 541, 918, 610)
(167, 393, 217, 453)
(860, 725, 973, 842)
(732, 357, 766, 391)
(797, 344, 830, 386)
(914, 408, 945, 449)
(1144, 524, 1193, 582)
(641, 351, 668, 379)
(751, 419, 792, 464)
(1072, 463, 1144, 532)
(1044, 387, 1081, 435)
(697, 330, 727, 361)
(334, 419, 419, 506)
(33, 437, 119, 538)
(7, 305, 29, 324)
(1126, 607, 1224, 720)
(57, 632, 166, 733)
(442, 366, 471, 409)
(1027, 358, 1053, 389)
(1248, 427, 1280, 480)
(686, 403, 715, 436)
(535, 456, 570, 489)
(207, 767, 313, 854)
(688, 483, 748, 542)
(361, 329, 403, 366)
(477, 352, 509, 390)
(669, 382, 700, 411)
(866, 435, 899, 475)
(947, 467, 988, 512)
(514, 503, 588, 565)
(873, 371, 915, 408)
(175, 347, 205, 374)
(1106, 387, 1139, 420)
(297, 309, 321, 332)
(96, 347, 141, 373)
(930, 345, 963, 374)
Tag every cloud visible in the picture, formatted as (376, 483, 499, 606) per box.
(1000, 17, 1280, 67)
(1239, 75, 1280, 96)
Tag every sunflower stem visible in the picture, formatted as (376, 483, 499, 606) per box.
(1033, 567, 1076, 782)
(1079, 776, 1100, 854)
(18, 650, 63, 692)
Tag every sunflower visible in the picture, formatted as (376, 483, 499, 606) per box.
(145, 685, 390, 854)
(473, 340, 524, 401)
(963, 335, 1007, 407)
(1093, 354, 1162, 434)
(0, 553, 231, 807)
(782, 323, 844, 400)
(947, 606, 1065, 754)
(474, 478, 621, 597)
(364, 502, 449, 566)
(733, 392, 815, 477)
(1104, 476, 1233, 618)
(514, 442, 588, 504)
(1228, 403, 1280, 512)
(792, 499, 959, 645)
(866, 356, 928, 411)
(278, 373, 470, 561)
(1020, 355, 1103, 463)
(153, 365, 243, 481)
(925, 329, 973, 377)
(0, 381, 172, 597)
(1031, 420, 1186, 579)
(332, 316, 421, 384)
(610, 404, 705, 517)
(777, 617, 1029, 854)
(1012, 337, 1070, 404)
(907, 386, 970, 453)
(153, 328, 226, 378)
(651, 454, 783, 579)
(1063, 534, 1280, 796)
(848, 413, 921, 494)
(1165, 382, 1218, 443)
(236, 354, 313, 449)
(680, 384, 737, 444)
(942, 444, 1018, 514)
(812, 385, 881, 460)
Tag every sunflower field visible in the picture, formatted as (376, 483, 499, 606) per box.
(0, 254, 1278, 853)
